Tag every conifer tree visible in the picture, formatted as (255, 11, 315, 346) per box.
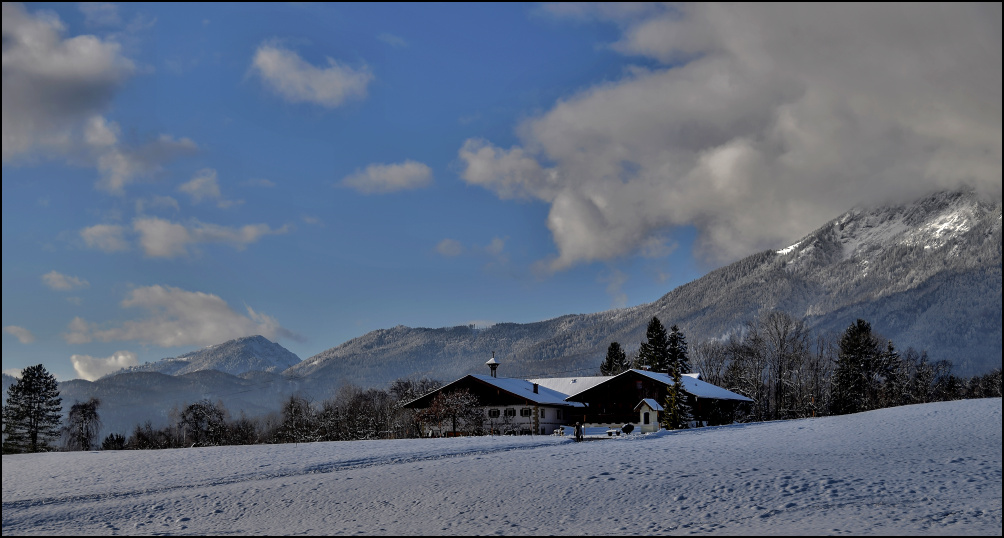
(637, 317, 670, 372)
(667, 324, 691, 375)
(2, 364, 62, 453)
(600, 342, 629, 375)
(831, 319, 882, 415)
(662, 367, 693, 430)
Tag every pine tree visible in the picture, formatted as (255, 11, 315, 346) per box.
(831, 319, 882, 415)
(637, 317, 670, 372)
(600, 342, 629, 375)
(667, 324, 691, 375)
(662, 367, 693, 430)
(2, 364, 62, 453)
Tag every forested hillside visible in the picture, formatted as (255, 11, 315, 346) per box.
(286, 189, 1001, 394)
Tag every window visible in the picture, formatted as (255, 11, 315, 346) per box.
(539, 409, 546, 418)
(520, 408, 532, 417)
(557, 409, 563, 419)
(488, 409, 500, 418)
(504, 408, 516, 417)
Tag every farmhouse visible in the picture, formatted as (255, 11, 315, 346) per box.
(402, 356, 752, 436)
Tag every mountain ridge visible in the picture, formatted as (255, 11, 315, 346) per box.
(285, 189, 1001, 391)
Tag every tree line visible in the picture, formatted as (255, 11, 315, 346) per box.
(3, 310, 1001, 453)
(601, 311, 1001, 428)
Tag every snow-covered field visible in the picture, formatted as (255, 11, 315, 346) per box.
(3, 399, 1001, 536)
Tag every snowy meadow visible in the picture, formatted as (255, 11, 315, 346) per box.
(3, 398, 1001, 536)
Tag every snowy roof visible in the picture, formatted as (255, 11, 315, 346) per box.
(401, 374, 586, 408)
(634, 398, 664, 412)
(527, 375, 611, 398)
(467, 375, 585, 407)
(631, 369, 753, 401)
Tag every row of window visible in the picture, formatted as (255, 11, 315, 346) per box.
(486, 408, 563, 419)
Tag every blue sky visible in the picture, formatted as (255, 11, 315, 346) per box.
(3, 3, 1000, 381)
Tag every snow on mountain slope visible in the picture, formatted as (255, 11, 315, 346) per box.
(104, 335, 300, 379)
(286, 189, 1001, 393)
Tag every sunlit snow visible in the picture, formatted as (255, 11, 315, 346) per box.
(3, 399, 1001, 536)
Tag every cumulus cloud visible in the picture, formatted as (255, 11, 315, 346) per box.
(132, 217, 291, 258)
(70, 350, 137, 381)
(2, 2, 133, 159)
(179, 168, 242, 207)
(3, 325, 35, 344)
(80, 223, 129, 252)
(340, 160, 433, 194)
(88, 117, 198, 194)
(251, 42, 373, 108)
(436, 238, 463, 257)
(63, 285, 296, 348)
(461, 3, 1002, 269)
(2, 5, 196, 192)
(42, 270, 89, 291)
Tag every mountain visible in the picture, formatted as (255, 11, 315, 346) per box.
(104, 335, 301, 378)
(57, 369, 307, 439)
(49, 336, 304, 438)
(285, 189, 1001, 393)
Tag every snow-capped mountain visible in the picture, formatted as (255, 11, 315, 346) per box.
(104, 335, 301, 379)
(286, 189, 1001, 392)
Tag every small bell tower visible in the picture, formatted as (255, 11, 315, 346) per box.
(486, 351, 499, 378)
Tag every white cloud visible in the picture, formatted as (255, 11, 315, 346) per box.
(599, 269, 629, 309)
(63, 285, 295, 348)
(3, 325, 35, 344)
(178, 168, 242, 207)
(179, 168, 221, 203)
(1, 5, 195, 193)
(135, 195, 180, 214)
(376, 32, 408, 48)
(132, 217, 291, 258)
(3, 368, 24, 379)
(2, 3, 134, 160)
(79, 3, 122, 27)
(42, 270, 89, 291)
(90, 120, 198, 195)
(242, 178, 275, 188)
(70, 350, 137, 381)
(80, 223, 129, 252)
(461, 4, 1002, 268)
(436, 238, 463, 257)
(251, 42, 373, 108)
(340, 160, 433, 194)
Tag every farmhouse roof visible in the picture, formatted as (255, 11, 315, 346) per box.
(527, 375, 611, 398)
(401, 374, 586, 409)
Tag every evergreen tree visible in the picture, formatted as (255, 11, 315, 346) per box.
(831, 319, 883, 415)
(662, 367, 693, 430)
(637, 317, 670, 372)
(600, 342, 629, 375)
(667, 324, 691, 375)
(62, 398, 101, 451)
(2, 364, 62, 453)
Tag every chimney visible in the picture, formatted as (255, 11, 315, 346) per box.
(533, 383, 538, 394)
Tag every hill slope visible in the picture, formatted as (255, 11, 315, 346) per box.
(285, 189, 1001, 394)
(104, 335, 301, 378)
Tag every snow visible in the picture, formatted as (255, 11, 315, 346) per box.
(3, 399, 1001, 536)
(776, 240, 802, 255)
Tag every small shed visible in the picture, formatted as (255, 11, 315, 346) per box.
(634, 399, 664, 433)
